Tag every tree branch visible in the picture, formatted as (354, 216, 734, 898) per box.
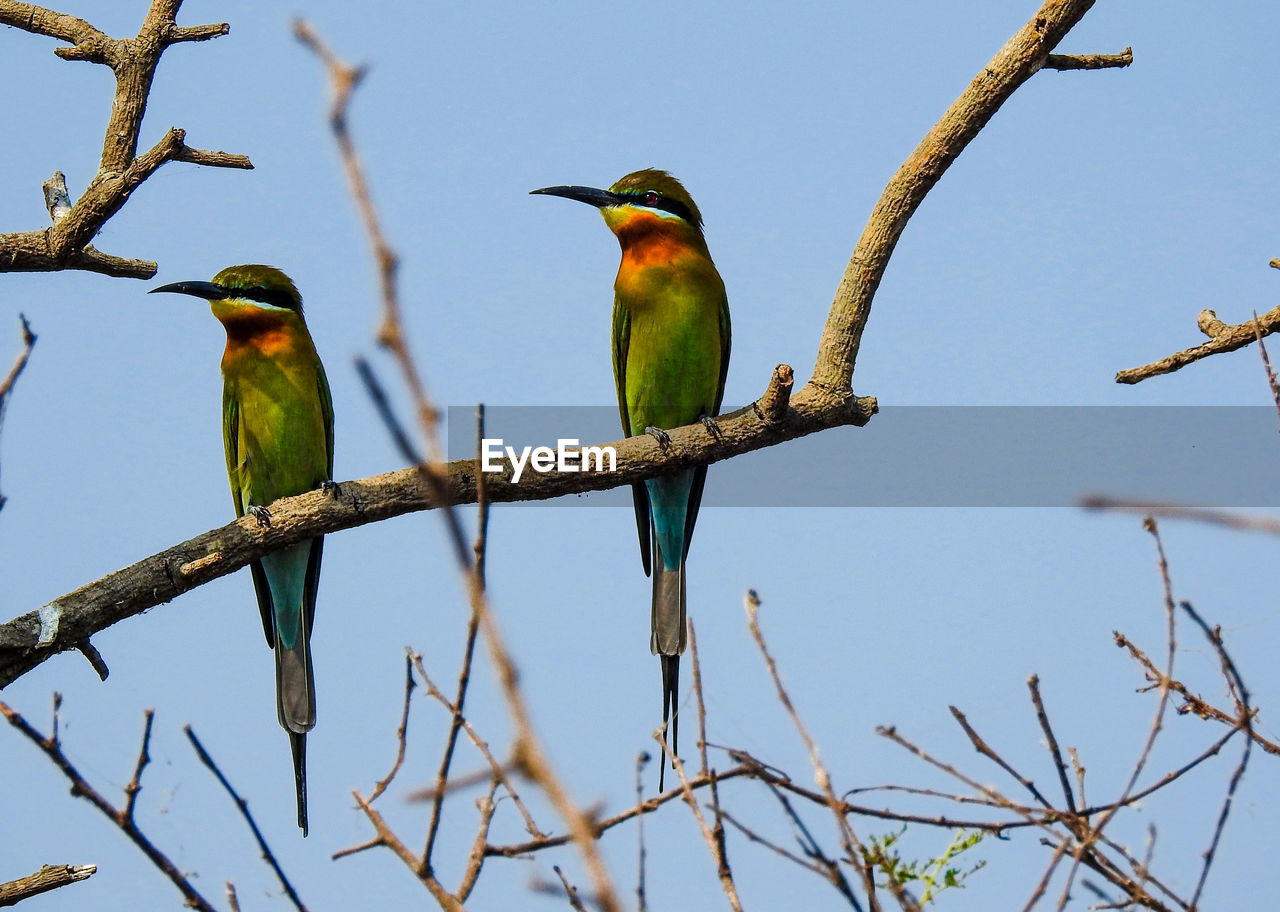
(0, 864, 96, 906)
(0, 0, 249, 278)
(805, 0, 1114, 404)
(0, 364, 865, 687)
(0, 314, 37, 511)
(0, 698, 219, 912)
(1115, 301, 1280, 384)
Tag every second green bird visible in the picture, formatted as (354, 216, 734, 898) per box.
(533, 170, 731, 786)
(152, 265, 334, 835)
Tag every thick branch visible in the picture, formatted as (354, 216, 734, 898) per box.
(805, 0, 1111, 404)
(1115, 304, 1280, 384)
(0, 366, 873, 687)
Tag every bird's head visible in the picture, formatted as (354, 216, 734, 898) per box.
(531, 169, 704, 239)
(150, 265, 305, 327)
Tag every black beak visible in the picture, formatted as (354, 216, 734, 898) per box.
(530, 185, 620, 209)
(148, 280, 227, 300)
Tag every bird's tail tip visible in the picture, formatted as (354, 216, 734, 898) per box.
(290, 730, 309, 837)
(658, 654, 680, 791)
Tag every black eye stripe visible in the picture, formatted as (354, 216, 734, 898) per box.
(620, 191, 695, 226)
(239, 286, 299, 311)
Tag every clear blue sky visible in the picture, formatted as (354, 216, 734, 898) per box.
(3, 1, 1279, 909)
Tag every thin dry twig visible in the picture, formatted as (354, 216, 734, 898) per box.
(0, 314, 37, 511)
(1082, 497, 1280, 536)
(1115, 631, 1280, 755)
(1027, 677, 1077, 815)
(656, 688, 743, 911)
(745, 590, 882, 909)
(552, 866, 589, 912)
(368, 651, 416, 803)
(1253, 313, 1280, 429)
(636, 751, 650, 912)
(122, 707, 154, 823)
(688, 621, 738, 907)
(293, 18, 473, 575)
(422, 407, 496, 867)
(950, 704, 1053, 809)
(0, 698, 217, 912)
(1178, 602, 1253, 909)
(407, 653, 542, 835)
(185, 726, 309, 912)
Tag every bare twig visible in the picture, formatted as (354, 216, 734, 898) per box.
(636, 751, 650, 912)
(1082, 498, 1280, 536)
(950, 704, 1053, 808)
(368, 651, 416, 803)
(657, 712, 743, 911)
(1027, 677, 1077, 814)
(688, 621, 738, 907)
(745, 590, 881, 908)
(122, 708, 154, 824)
(185, 726, 309, 912)
(551, 866, 589, 912)
(408, 653, 542, 836)
(1253, 313, 1280, 429)
(1179, 602, 1252, 909)
(422, 408, 495, 867)
(455, 781, 499, 903)
(0, 314, 36, 511)
(0, 698, 217, 912)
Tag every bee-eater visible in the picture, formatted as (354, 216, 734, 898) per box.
(151, 265, 334, 835)
(532, 170, 730, 786)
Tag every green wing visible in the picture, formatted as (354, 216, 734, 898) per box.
(301, 363, 335, 637)
(224, 382, 278, 646)
(680, 289, 731, 560)
(613, 295, 652, 576)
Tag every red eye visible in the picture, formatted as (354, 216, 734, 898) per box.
(643, 190, 659, 205)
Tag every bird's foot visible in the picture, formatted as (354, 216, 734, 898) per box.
(320, 480, 342, 499)
(645, 426, 672, 450)
(700, 415, 723, 442)
(248, 505, 272, 529)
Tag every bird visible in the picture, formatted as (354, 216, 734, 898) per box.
(151, 265, 334, 835)
(531, 170, 730, 787)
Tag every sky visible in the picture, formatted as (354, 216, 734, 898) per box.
(3, 1, 1279, 909)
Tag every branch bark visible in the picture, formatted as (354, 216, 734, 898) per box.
(0, 864, 96, 906)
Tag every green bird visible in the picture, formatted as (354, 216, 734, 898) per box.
(151, 265, 334, 835)
(532, 170, 730, 786)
